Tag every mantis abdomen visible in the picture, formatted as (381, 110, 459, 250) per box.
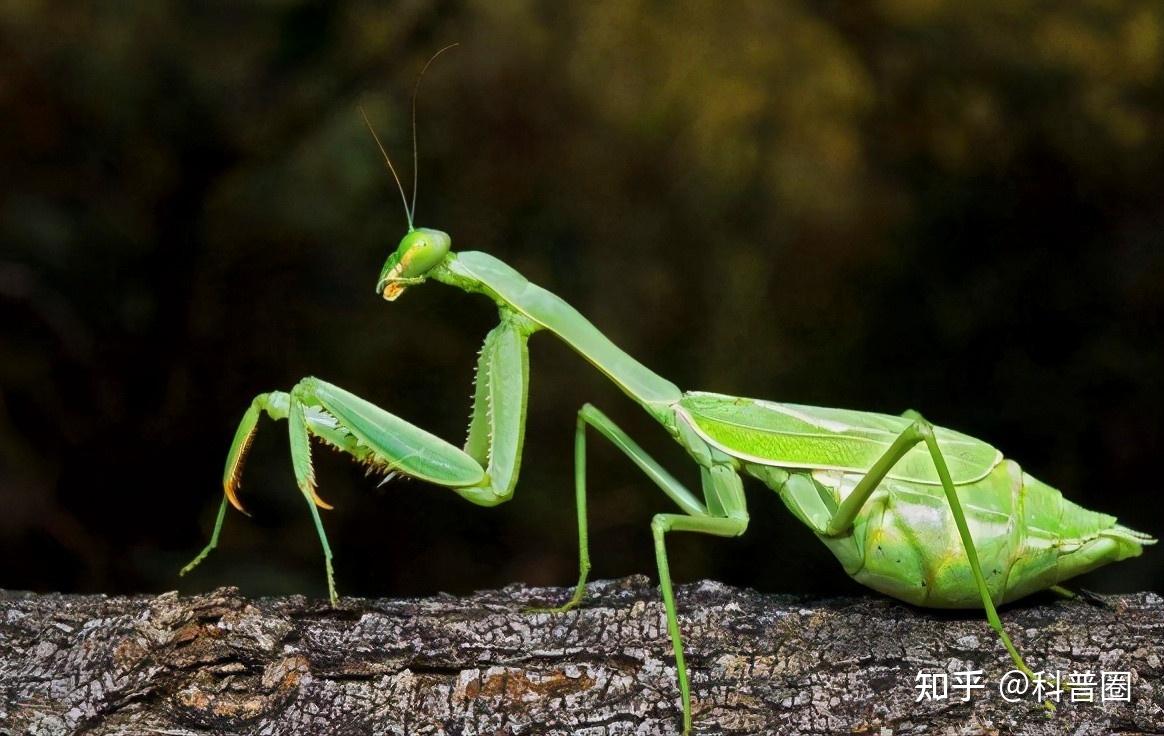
(760, 458, 1152, 608)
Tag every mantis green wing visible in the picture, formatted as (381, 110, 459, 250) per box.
(679, 391, 1002, 484)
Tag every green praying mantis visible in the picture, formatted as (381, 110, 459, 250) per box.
(181, 56, 1156, 735)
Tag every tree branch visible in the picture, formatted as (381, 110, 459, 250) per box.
(1, 577, 1160, 735)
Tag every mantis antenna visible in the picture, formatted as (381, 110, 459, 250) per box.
(358, 42, 459, 233)
(410, 42, 459, 224)
(359, 105, 412, 231)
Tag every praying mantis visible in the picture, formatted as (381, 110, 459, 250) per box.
(181, 54, 1156, 735)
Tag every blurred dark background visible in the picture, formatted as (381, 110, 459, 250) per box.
(1, 1, 1161, 603)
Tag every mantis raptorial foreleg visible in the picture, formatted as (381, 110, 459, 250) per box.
(461, 314, 533, 504)
(180, 392, 349, 580)
(180, 497, 228, 577)
(181, 315, 533, 603)
(820, 413, 1039, 680)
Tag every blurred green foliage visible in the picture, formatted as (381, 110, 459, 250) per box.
(1, 1, 1161, 600)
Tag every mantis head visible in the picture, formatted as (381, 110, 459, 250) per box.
(376, 227, 452, 300)
(361, 44, 460, 303)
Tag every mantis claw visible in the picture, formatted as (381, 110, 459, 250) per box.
(305, 483, 334, 511)
(221, 400, 268, 515)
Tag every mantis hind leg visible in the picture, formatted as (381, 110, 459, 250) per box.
(823, 415, 1040, 682)
(916, 422, 1042, 682)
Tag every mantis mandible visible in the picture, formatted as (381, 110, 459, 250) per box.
(181, 54, 1156, 735)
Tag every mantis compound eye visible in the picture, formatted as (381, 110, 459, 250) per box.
(376, 227, 452, 300)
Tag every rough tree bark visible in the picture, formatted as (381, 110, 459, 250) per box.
(0, 577, 1160, 735)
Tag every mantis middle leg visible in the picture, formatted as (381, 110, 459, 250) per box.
(533, 403, 709, 613)
(540, 403, 748, 734)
